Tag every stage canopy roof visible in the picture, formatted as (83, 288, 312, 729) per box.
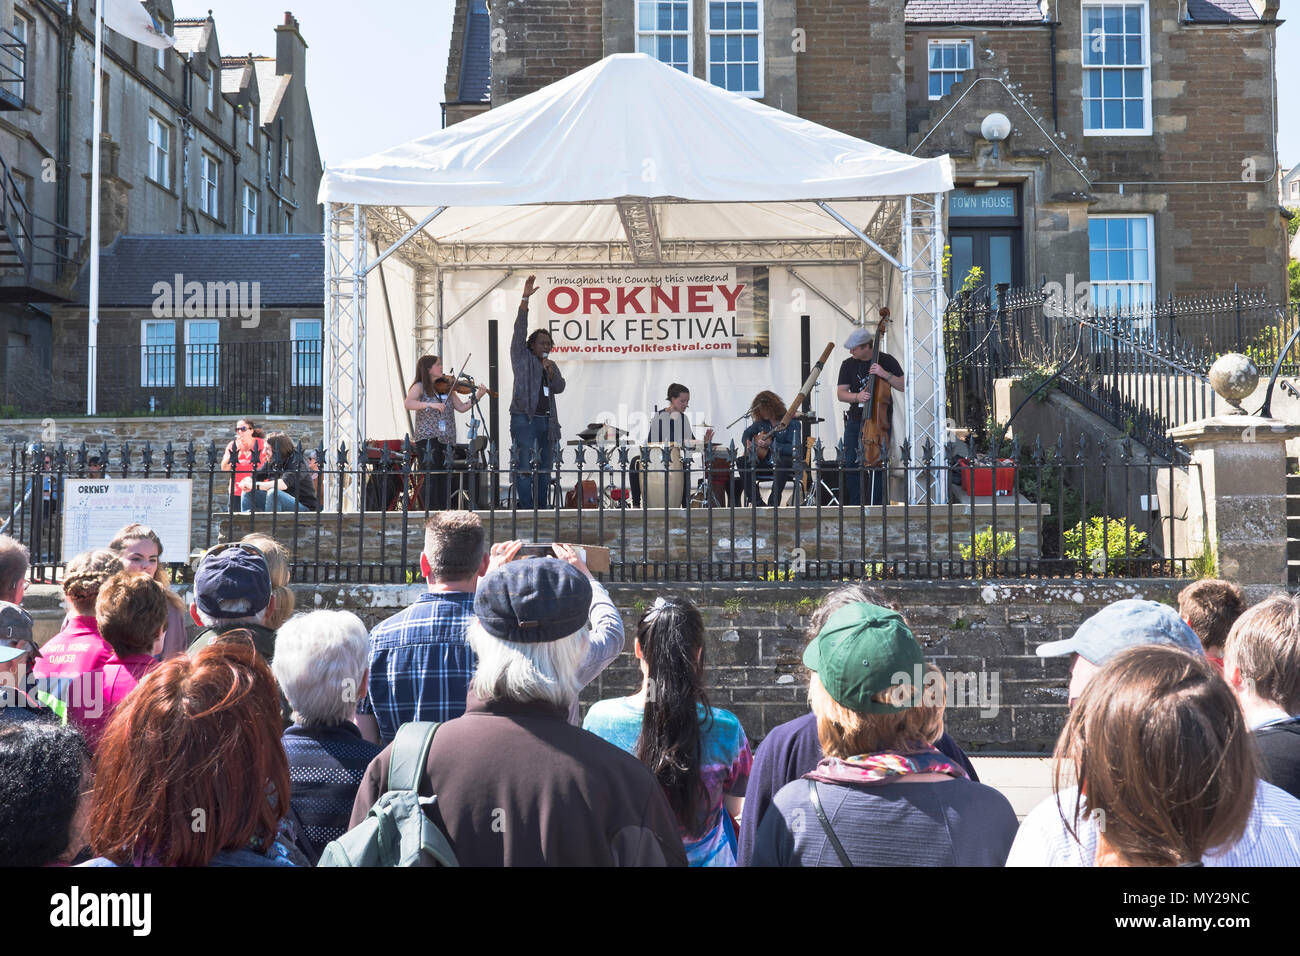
(318, 53, 953, 257)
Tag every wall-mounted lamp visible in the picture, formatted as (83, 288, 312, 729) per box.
(980, 112, 1012, 159)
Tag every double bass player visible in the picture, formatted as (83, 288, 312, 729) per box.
(837, 325, 905, 505)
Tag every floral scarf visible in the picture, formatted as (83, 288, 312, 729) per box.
(803, 748, 970, 786)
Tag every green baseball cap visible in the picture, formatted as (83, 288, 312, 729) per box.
(802, 603, 925, 714)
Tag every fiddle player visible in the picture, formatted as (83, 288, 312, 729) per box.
(405, 354, 488, 509)
(837, 326, 904, 505)
(509, 274, 566, 508)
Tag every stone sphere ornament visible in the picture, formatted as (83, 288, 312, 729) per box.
(1208, 352, 1259, 414)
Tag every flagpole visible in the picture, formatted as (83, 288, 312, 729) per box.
(87, 1, 103, 416)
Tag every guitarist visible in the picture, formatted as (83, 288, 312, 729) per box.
(836, 327, 905, 505)
(741, 390, 801, 506)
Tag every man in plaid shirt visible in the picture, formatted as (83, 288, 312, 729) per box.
(356, 513, 624, 743)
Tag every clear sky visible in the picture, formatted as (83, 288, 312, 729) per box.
(204, 1, 1299, 172)
(201, 0, 456, 167)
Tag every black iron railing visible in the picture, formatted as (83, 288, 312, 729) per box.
(2, 436, 1197, 584)
(945, 285, 1297, 462)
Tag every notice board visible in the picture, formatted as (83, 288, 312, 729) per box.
(61, 478, 193, 563)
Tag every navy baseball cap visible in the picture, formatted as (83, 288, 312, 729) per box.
(475, 558, 593, 644)
(1036, 599, 1202, 665)
(194, 545, 272, 619)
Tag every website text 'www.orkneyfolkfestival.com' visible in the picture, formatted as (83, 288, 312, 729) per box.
(549, 341, 736, 355)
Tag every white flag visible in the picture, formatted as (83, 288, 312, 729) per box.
(100, 0, 176, 49)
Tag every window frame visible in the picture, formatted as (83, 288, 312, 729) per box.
(11, 11, 31, 103)
(247, 106, 257, 148)
(140, 319, 176, 388)
(154, 18, 169, 72)
(927, 38, 973, 101)
(199, 150, 220, 218)
(635, 1, 693, 75)
(1081, 0, 1152, 137)
(207, 64, 216, 112)
(241, 182, 258, 234)
(291, 319, 323, 387)
(283, 136, 293, 179)
(147, 113, 172, 189)
(705, 1, 764, 98)
(183, 319, 220, 388)
(1087, 213, 1156, 313)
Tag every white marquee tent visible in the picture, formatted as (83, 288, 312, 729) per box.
(318, 53, 953, 505)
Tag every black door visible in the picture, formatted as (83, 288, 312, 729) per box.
(948, 229, 1023, 306)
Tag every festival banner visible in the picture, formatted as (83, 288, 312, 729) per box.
(536, 266, 769, 361)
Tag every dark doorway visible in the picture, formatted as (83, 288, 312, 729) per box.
(947, 186, 1023, 306)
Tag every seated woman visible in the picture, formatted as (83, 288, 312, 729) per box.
(750, 603, 1018, 866)
(239, 431, 317, 513)
(220, 418, 271, 513)
(632, 383, 716, 508)
(1058, 645, 1256, 866)
(271, 610, 382, 865)
(83, 636, 303, 867)
(584, 597, 751, 866)
(741, 390, 800, 507)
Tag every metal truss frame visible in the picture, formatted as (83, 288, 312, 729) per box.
(901, 194, 947, 505)
(324, 195, 947, 508)
(324, 203, 368, 510)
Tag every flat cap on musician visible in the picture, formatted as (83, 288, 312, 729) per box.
(845, 328, 872, 350)
(475, 557, 593, 644)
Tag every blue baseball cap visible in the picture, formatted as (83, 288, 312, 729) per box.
(1036, 599, 1202, 665)
(475, 558, 592, 644)
(194, 546, 272, 619)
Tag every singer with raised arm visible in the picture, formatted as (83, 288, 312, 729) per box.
(509, 274, 566, 508)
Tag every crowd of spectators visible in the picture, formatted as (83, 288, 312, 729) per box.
(1, 518, 1298, 868)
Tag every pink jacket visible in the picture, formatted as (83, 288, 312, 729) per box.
(80, 652, 158, 749)
(31, 617, 113, 731)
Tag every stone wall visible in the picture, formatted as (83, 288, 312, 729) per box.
(21, 574, 1194, 751)
(219, 500, 1049, 575)
(796, 0, 906, 148)
(283, 576, 1188, 752)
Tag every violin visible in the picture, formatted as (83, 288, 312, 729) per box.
(860, 308, 893, 469)
(432, 373, 498, 399)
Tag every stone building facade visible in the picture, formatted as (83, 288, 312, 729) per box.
(445, 0, 1288, 307)
(0, 2, 323, 360)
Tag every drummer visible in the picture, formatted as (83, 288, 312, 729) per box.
(647, 384, 714, 445)
(633, 384, 715, 507)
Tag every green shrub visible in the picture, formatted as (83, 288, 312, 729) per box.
(1063, 516, 1147, 572)
(959, 526, 1019, 561)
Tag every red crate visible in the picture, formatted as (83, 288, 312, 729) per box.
(958, 458, 1016, 496)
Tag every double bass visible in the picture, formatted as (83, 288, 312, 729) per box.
(860, 308, 893, 469)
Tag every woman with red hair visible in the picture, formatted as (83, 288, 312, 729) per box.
(82, 636, 304, 867)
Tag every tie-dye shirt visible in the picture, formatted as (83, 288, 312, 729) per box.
(583, 696, 752, 866)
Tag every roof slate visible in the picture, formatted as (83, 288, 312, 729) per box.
(72, 235, 325, 308)
(904, 0, 1044, 23)
(1186, 0, 1259, 22)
